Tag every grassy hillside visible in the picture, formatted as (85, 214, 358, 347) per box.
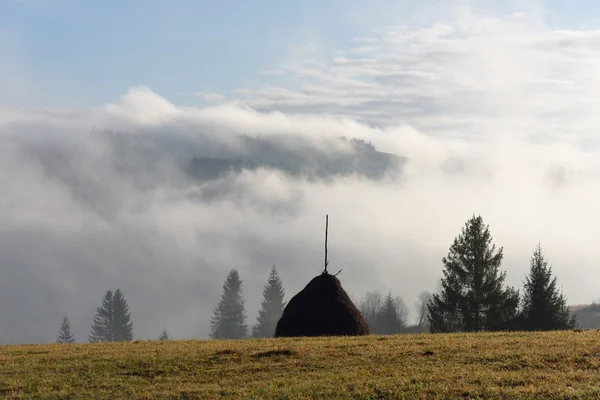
(2, 331, 600, 399)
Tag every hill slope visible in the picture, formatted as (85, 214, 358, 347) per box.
(1, 331, 600, 399)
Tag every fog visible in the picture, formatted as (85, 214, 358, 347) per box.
(2, 4, 600, 343)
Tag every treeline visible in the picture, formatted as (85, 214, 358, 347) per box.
(206, 214, 578, 338)
(56, 289, 135, 344)
(56, 213, 580, 344)
(427, 215, 576, 332)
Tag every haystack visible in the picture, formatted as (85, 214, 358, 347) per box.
(274, 272, 370, 337)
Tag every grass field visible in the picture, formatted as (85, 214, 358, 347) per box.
(1, 331, 600, 399)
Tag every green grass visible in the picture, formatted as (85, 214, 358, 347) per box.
(2, 331, 600, 399)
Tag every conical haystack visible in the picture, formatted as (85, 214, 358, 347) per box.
(274, 273, 370, 337)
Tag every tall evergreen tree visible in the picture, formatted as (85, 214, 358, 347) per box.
(89, 290, 114, 342)
(56, 315, 76, 344)
(112, 289, 133, 341)
(376, 292, 407, 334)
(210, 269, 248, 339)
(252, 265, 286, 338)
(89, 289, 133, 342)
(520, 243, 576, 331)
(428, 215, 520, 333)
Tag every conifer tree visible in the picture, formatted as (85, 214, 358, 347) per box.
(56, 315, 76, 344)
(428, 215, 520, 333)
(252, 265, 286, 338)
(158, 328, 171, 340)
(112, 289, 133, 341)
(376, 292, 406, 334)
(89, 288, 133, 342)
(89, 290, 114, 342)
(210, 269, 248, 339)
(520, 243, 576, 331)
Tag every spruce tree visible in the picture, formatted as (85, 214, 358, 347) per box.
(428, 215, 520, 333)
(89, 290, 114, 342)
(56, 315, 76, 344)
(252, 265, 286, 338)
(158, 328, 171, 340)
(89, 289, 133, 342)
(210, 269, 248, 339)
(520, 243, 576, 331)
(376, 292, 406, 334)
(112, 289, 133, 341)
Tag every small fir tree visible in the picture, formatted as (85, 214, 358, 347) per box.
(252, 265, 286, 338)
(520, 243, 576, 331)
(56, 315, 76, 344)
(210, 269, 248, 339)
(158, 328, 171, 340)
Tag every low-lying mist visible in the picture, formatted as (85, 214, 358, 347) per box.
(0, 87, 598, 344)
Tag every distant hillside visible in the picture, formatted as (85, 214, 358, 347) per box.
(186, 136, 405, 182)
(92, 129, 406, 182)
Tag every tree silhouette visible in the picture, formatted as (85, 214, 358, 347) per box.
(358, 290, 382, 331)
(112, 289, 133, 341)
(89, 289, 133, 342)
(158, 328, 171, 340)
(520, 243, 576, 331)
(416, 291, 433, 329)
(428, 215, 520, 333)
(375, 292, 407, 334)
(56, 315, 76, 344)
(210, 269, 248, 339)
(252, 265, 286, 338)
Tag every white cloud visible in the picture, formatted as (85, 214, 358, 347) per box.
(217, 8, 600, 148)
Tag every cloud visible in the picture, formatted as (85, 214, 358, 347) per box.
(2, 2, 600, 343)
(222, 7, 600, 147)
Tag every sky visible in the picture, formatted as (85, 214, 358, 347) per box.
(3, 0, 597, 107)
(2, 0, 600, 343)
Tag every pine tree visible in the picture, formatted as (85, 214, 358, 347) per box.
(210, 269, 248, 339)
(89, 289, 133, 342)
(158, 328, 171, 340)
(520, 243, 576, 331)
(89, 290, 114, 342)
(376, 292, 406, 334)
(428, 215, 520, 333)
(252, 265, 286, 338)
(56, 315, 76, 344)
(112, 289, 133, 341)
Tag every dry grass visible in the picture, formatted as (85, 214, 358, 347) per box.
(1, 330, 600, 399)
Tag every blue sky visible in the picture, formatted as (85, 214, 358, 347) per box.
(1, 0, 386, 106)
(1, 0, 600, 107)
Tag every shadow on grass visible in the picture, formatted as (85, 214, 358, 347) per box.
(252, 349, 297, 358)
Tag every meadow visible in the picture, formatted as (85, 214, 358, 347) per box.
(1, 331, 600, 399)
